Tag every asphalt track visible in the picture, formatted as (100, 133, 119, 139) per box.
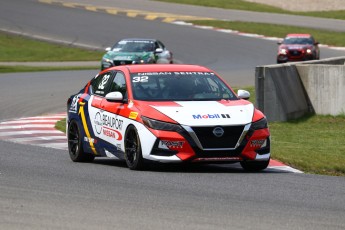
(1, 0, 345, 229)
(2, 0, 345, 87)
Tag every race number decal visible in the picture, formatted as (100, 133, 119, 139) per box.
(132, 76, 149, 82)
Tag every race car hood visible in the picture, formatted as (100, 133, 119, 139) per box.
(280, 44, 313, 50)
(104, 51, 152, 61)
(141, 100, 254, 126)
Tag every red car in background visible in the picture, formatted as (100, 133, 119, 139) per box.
(277, 34, 320, 63)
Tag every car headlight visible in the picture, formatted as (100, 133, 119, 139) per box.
(102, 58, 112, 63)
(279, 48, 287, 55)
(142, 116, 183, 132)
(251, 117, 268, 130)
(306, 49, 312, 54)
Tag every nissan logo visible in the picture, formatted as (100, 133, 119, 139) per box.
(213, 127, 224, 137)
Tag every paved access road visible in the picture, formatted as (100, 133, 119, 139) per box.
(1, 1, 345, 229)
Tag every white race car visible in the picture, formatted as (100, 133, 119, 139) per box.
(67, 64, 270, 171)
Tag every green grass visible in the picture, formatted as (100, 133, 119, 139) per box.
(55, 118, 66, 133)
(155, 0, 345, 20)
(0, 65, 99, 73)
(157, 0, 286, 13)
(270, 115, 345, 176)
(189, 20, 345, 47)
(0, 32, 103, 62)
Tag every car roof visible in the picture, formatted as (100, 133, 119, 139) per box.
(286, 34, 312, 38)
(120, 38, 157, 42)
(108, 64, 213, 73)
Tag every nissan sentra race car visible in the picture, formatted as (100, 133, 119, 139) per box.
(67, 64, 270, 171)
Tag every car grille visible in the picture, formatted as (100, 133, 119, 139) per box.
(191, 125, 245, 149)
(113, 60, 133, 66)
(289, 49, 302, 56)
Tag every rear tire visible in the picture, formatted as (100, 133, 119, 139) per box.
(68, 120, 95, 162)
(124, 125, 145, 170)
(240, 159, 270, 172)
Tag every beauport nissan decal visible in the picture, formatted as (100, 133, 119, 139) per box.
(94, 111, 124, 140)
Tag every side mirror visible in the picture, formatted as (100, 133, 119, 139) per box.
(105, 47, 111, 52)
(315, 42, 319, 45)
(277, 41, 282, 45)
(155, 48, 163, 53)
(105, 92, 123, 102)
(237, 89, 250, 100)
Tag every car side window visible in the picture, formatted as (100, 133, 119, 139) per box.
(156, 41, 164, 49)
(110, 71, 127, 99)
(91, 72, 114, 97)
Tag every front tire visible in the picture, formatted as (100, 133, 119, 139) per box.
(240, 159, 270, 172)
(68, 120, 95, 162)
(124, 125, 145, 170)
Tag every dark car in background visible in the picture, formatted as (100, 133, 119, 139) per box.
(101, 38, 173, 70)
(277, 34, 320, 63)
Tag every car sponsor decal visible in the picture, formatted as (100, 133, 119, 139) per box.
(69, 94, 81, 113)
(102, 127, 122, 140)
(151, 101, 254, 126)
(84, 136, 97, 144)
(158, 140, 184, 149)
(193, 157, 241, 162)
(192, 114, 230, 119)
(94, 111, 123, 141)
(250, 139, 266, 148)
(135, 72, 215, 76)
(98, 74, 111, 90)
(78, 101, 98, 155)
(128, 100, 134, 108)
(114, 56, 133, 60)
(129, 111, 138, 120)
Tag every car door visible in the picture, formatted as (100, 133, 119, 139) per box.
(91, 71, 128, 157)
(86, 71, 119, 154)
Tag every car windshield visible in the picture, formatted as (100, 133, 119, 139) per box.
(283, 37, 314, 45)
(112, 40, 155, 52)
(130, 72, 238, 101)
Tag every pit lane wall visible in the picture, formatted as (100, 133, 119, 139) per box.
(255, 57, 345, 122)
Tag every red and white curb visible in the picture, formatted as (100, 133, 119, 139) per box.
(0, 113, 302, 173)
(172, 21, 345, 52)
(0, 113, 67, 150)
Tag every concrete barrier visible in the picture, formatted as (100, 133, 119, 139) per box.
(255, 56, 345, 122)
(296, 64, 345, 115)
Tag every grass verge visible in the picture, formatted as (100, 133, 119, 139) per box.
(55, 119, 66, 133)
(155, 0, 345, 20)
(0, 32, 103, 62)
(0, 65, 99, 73)
(0, 31, 102, 72)
(270, 115, 345, 176)
(188, 20, 345, 47)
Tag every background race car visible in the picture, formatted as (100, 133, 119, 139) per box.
(277, 34, 320, 63)
(101, 38, 173, 70)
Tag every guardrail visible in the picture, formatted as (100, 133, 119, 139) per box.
(255, 57, 345, 122)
